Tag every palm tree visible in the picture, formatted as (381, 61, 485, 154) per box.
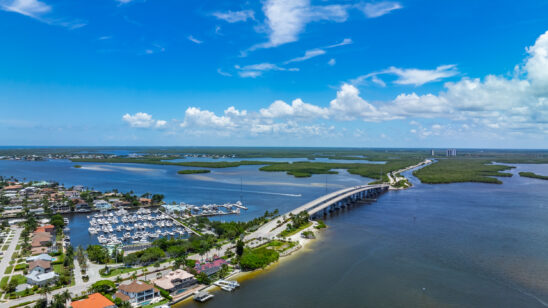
(62, 289, 71, 305)
(130, 272, 137, 281)
(40, 285, 51, 305)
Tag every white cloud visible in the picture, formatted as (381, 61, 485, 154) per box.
(1, 0, 85, 28)
(122, 113, 166, 128)
(361, 1, 402, 18)
(260, 99, 329, 119)
(284, 49, 326, 64)
(355, 64, 459, 86)
(525, 30, 548, 93)
(212, 10, 254, 23)
(329, 84, 394, 121)
(187, 35, 203, 44)
(180, 107, 234, 129)
(217, 68, 232, 77)
(326, 38, 353, 48)
(1, 0, 50, 17)
(328, 58, 336, 66)
(251, 0, 350, 50)
(235, 62, 298, 78)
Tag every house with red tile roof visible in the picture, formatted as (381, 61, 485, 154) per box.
(194, 258, 229, 276)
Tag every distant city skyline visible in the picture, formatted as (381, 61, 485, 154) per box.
(1, 0, 548, 148)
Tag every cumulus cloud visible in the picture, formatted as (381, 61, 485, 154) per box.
(122, 113, 167, 128)
(260, 99, 329, 119)
(329, 84, 394, 121)
(180, 107, 235, 130)
(122, 30, 548, 141)
(212, 10, 254, 23)
(361, 1, 402, 18)
(328, 58, 336, 66)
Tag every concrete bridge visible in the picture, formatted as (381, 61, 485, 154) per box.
(296, 184, 390, 218)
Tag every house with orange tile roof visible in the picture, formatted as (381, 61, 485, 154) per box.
(70, 293, 116, 308)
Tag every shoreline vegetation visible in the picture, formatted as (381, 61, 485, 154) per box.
(519, 171, 548, 180)
(413, 159, 514, 184)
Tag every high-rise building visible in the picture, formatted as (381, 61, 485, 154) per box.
(446, 149, 457, 157)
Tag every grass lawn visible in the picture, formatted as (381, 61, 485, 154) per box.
(279, 221, 312, 238)
(10, 275, 26, 285)
(2, 245, 9, 251)
(101, 266, 144, 278)
(53, 264, 65, 274)
(0, 276, 9, 288)
(4, 265, 13, 274)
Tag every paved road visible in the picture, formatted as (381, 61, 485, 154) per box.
(0, 228, 21, 279)
(6, 259, 177, 306)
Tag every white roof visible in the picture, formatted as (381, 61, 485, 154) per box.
(26, 271, 58, 282)
(27, 254, 54, 262)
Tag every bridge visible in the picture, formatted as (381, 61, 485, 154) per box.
(291, 184, 389, 218)
(246, 184, 389, 240)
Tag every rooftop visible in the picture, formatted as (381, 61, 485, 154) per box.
(71, 293, 115, 308)
(118, 280, 158, 294)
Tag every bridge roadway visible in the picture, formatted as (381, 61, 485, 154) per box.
(246, 184, 389, 240)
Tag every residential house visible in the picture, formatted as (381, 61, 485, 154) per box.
(26, 271, 58, 286)
(93, 200, 112, 210)
(114, 280, 160, 306)
(26, 253, 54, 263)
(139, 198, 152, 206)
(152, 269, 196, 294)
(194, 258, 229, 276)
(70, 293, 116, 308)
(28, 260, 52, 274)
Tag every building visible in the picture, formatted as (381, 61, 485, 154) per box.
(446, 149, 457, 157)
(152, 269, 196, 294)
(93, 200, 112, 210)
(26, 271, 58, 286)
(114, 280, 160, 306)
(28, 260, 52, 274)
(70, 293, 116, 308)
(26, 253, 54, 263)
(431, 149, 435, 156)
(194, 258, 229, 276)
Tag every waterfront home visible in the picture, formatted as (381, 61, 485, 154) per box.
(26, 253, 54, 262)
(3, 184, 23, 190)
(94, 200, 112, 210)
(35, 224, 55, 233)
(75, 201, 91, 211)
(194, 258, 229, 276)
(114, 280, 160, 306)
(70, 292, 116, 308)
(26, 271, 58, 286)
(28, 260, 52, 274)
(29, 208, 45, 215)
(152, 269, 197, 294)
(140, 198, 152, 205)
(31, 247, 50, 255)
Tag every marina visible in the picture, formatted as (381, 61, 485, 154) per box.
(86, 208, 190, 247)
(164, 201, 248, 217)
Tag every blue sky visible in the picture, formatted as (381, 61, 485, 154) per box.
(1, 0, 548, 148)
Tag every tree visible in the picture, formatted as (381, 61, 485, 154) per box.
(89, 280, 116, 295)
(236, 240, 244, 257)
(196, 272, 210, 285)
(4, 279, 18, 293)
(40, 284, 51, 304)
(50, 214, 65, 230)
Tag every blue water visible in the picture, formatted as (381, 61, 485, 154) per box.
(2, 159, 548, 306)
(181, 163, 548, 308)
(0, 159, 370, 222)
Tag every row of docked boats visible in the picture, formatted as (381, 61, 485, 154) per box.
(97, 227, 188, 245)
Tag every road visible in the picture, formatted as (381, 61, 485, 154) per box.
(0, 228, 21, 282)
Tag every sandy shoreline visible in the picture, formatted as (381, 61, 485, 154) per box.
(174, 224, 325, 306)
